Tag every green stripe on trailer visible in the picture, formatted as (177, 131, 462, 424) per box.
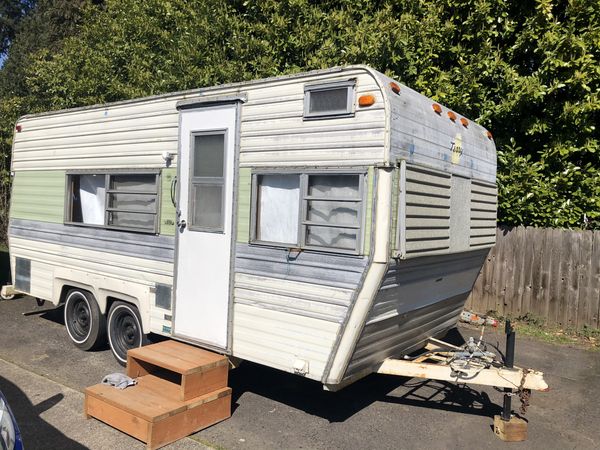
(160, 168, 177, 235)
(363, 167, 374, 256)
(237, 167, 252, 243)
(10, 170, 65, 223)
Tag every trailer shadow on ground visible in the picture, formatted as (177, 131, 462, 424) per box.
(227, 327, 501, 423)
(0, 375, 86, 449)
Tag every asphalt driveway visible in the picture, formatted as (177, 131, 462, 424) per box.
(0, 296, 598, 450)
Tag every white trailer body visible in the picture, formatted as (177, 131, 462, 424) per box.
(8, 65, 496, 388)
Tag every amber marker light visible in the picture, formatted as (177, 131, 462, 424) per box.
(460, 118, 469, 128)
(432, 103, 442, 114)
(358, 94, 376, 107)
(447, 111, 457, 122)
(486, 131, 493, 140)
(390, 82, 401, 94)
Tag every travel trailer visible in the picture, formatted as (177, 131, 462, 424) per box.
(6, 65, 497, 390)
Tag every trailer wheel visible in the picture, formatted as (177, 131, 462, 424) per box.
(64, 289, 106, 351)
(107, 301, 148, 366)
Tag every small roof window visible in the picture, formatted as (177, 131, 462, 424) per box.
(304, 80, 355, 119)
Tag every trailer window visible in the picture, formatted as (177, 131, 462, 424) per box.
(69, 174, 106, 225)
(107, 174, 158, 230)
(256, 174, 300, 244)
(304, 174, 361, 251)
(304, 81, 355, 119)
(67, 172, 159, 233)
(252, 171, 364, 254)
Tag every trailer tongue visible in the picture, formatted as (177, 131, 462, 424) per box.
(376, 320, 548, 442)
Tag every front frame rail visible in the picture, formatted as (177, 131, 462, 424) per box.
(376, 337, 549, 392)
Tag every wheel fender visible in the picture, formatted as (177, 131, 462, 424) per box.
(53, 268, 152, 334)
(101, 288, 151, 335)
(54, 277, 100, 308)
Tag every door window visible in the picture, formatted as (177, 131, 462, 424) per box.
(189, 132, 226, 231)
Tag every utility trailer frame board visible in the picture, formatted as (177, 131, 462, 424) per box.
(377, 338, 548, 392)
(8, 65, 499, 389)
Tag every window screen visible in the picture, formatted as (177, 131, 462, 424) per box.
(67, 172, 159, 233)
(304, 81, 354, 118)
(256, 174, 300, 244)
(189, 133, 226, 231)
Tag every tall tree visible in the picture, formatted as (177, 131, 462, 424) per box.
(0, 0, 35, 55)
(0, 0, 91, 240)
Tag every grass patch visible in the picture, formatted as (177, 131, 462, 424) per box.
(484, 311, 600, 350)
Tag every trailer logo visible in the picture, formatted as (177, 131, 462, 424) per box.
(450, 133, 463, 164)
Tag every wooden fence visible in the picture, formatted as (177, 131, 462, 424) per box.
(466, 226, 600, 330)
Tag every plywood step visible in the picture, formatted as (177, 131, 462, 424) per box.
(85, 375, 231, 450)
(127, 340, 229, 401)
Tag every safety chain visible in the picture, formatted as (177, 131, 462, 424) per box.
(518, 369, 532, 415)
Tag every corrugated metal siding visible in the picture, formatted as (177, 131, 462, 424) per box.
(375, 73, 496, 184)
(10, 171, 65, 223)
(9, 219, 175, 263)
(235, 243, 368, 290)
(13, 68, 386, 171)
(236, 74, 384, 167)
(9, 237, 173, 288)
(470, 181, 497, 248)
(236, 168, 252, 243)
(234, 273, 353, 323)
(232, 303, 341, 381)
(344, 249, 488, 377)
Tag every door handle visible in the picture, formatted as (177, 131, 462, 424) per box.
(170, 176, 178, 207)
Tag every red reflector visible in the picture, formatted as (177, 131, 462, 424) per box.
(358, 94, 376, 107)
(15, 125, 22, 132)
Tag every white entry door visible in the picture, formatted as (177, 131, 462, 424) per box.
(173, 104, 237, 349)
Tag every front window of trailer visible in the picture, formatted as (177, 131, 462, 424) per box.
(253, 171, 364, 253)
(67, 171, 160, 233)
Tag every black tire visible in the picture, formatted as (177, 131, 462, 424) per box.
(63, 288, 106, 351)
(107, 301, 149, 366)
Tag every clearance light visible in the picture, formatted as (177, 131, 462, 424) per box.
(460, 118, 469, 128)
(15, 125, 22, 132)
(358, 94, 376, 107)
(486, 131, 493, 140)
(389, 82, 401, 94)
(447, 111, 457, 122)
(432, 103, 442, 114)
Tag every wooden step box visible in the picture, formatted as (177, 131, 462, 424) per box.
(85, 340, 231, 449)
